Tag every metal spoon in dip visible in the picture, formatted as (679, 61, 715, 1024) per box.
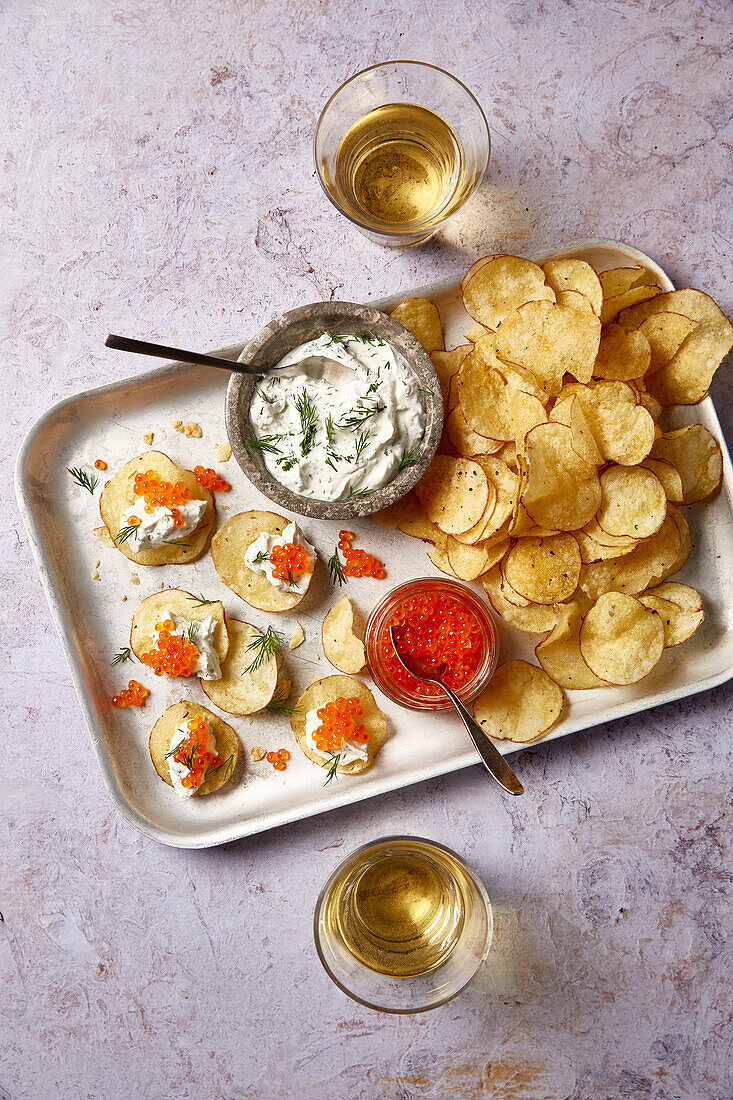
(104, 335, 355, 386)
(389, 627, 524, 796)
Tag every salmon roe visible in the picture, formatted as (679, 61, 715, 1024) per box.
(269, 543, 310, 582)
(111, 679, 149, 708)
(384, 593, 483, 698)
(194, 466, 230, 492)
(266, 748, 290, 771)
(133, 470, 191, 514)
(338, 530, 384, 579)
(313, 697, 368, 753)
(140, 620, 200, 677)
(94, 459, 107, 470)
(176, 713, 221, 789)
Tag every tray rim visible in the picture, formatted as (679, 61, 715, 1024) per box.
(15, 236, 733, 848)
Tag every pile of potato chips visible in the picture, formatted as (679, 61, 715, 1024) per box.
(379, 254, 732, 743)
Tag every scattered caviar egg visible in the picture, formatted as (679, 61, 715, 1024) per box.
(194, 465, 230, 492)
(269, 542, 310, 582)
(94, 459, 107, 470)
(111, 679, 149, 708)
(334, 531, 384, 580)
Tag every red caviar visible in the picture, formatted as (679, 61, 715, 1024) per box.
(266, 748, 291, 771)
(133, 469, 191, 513)
(175, 713, 221, 789)
(312, 697, 368, 753)
(194, 466, 230, 492)
(338, 530, 384, 579)
(140, 620, 200, 677)
(111, 679, 149, 708)
(384, 593, 483, 699)
(269, 543, 310, 582)
(94, 459, 107, 470)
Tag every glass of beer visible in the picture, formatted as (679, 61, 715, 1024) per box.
(314, 62, 490, 247)
(314, 836, 493, 1013)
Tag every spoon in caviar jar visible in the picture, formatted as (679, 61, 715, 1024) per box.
(104, 335, 355, 386)
(389, 628, 524, 796)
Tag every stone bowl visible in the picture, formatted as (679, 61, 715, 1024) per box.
(225, 300, 443, 520)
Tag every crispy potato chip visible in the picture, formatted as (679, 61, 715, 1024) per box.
(639, 458, 684, 504)
(656, 504, 691, 582)
(650, 424, 723, 504)
(638, 313, 696, 374)
(446, 537, 494, 581)
(503, 533, 581, 604)
(618, 288, 733, 333)
(446, 406, 502, 457)
(630, 381, 663, 421)
(596, 466, 667, 539)
(396, 493, 445, 544)
(462, 255, 555, 330)
(599, 266, 658, 298)
(473, 333, 551, 406)
(149, 702, 240, 795)
(522, 423, 601, 531)
(600, 278, 661, 326)
(465, 321, 490, 344)
(427, 540, 460, 578)
(458, 351, 546, 444)
(535, 600, 605, 689)
(130, 589, 229, 668)
(554, 289, 595, 315)
(473, 456, 521, 535)
(415, 454, 489, 534)
(579, 592, 664, 684)
(592, 324, 651, 381)
(390, 297, 444, 353)
(493, 300, 601, 394)
(211, 510, 313, 612)
(322, 595, 366, 674)
(289, 623, 305, 650)
(99, 451, 215, 566)
(542, 258, 602, 316)
(474, 660, 564, 742)
(431, 345, 472, 403)
(645, 322, 733, 406)
(572, 381, 655, 466)
(549, 394, 604, 466)
(579, 512, 681, 599)
(639, 582, 705, 647)
(201, 620, 279, 715)
(482, 566, 558, 634)
(291, 675, 387, 775)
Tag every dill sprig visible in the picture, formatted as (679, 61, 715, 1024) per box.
(418, 385, 434, 397)
(294, 389, 318, 456)
(353, 431, 370, 462)
(325, 413, 336, 445)
(115, 524, 139, 545)
(251, 549, 270, 565)
(186, 593, 212, 608)
(111, 646, 134, 666)
(328, 547, 347, 586)
(339, 404, 381, 432)
(348, 486, 370, 498)
(162, 536, 191, 548)
(67, 466, 98, 494)
(245, 435, 283, 455)
(266, 685, 298, 717)
(186, 622, 199, 643)
(399, 448, 420, 470)
(209, 753, 235, 781)
(165, 738, 186, 760)
(243, 626, 285, 674)
(322, 752, 342, 785)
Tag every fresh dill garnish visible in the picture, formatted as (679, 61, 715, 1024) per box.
(162, 536, 191, 547)
(284, 568, 297, 588)
(245, 435, 283, 455)
(328, 547, 347, 586)
(294, 389, 318, 456)
(348, 486, 371, 498)
(322, 753, 342, 785)
(243, 626, 285, 674)
(115, 524, 139, 545)
(165, 738, 186, 760)
(418, 386, 434, 397)
(266, 685, 298, 717)
(325, 457, 337, 472)
(399, 448, 420, 470)
(277, 456, 297, 472)
(323, 331, 347, 346)
(173, 741, 199, 772)
(67, 466, 98, 494)
(186, 593, 212, 608)
(209, 753, 235, 781)
(339, 404, 381, 432)
(325, 413, 336, 445)
(353, 431, 370, 462)
(366, 365, 382, 395)
(352, 333, 385, 347)
(251, 549, 270, 565)
(186, 622, 198, 643)
(111, 646, 134, 666)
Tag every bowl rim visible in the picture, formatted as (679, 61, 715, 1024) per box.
(224, 299, 444, 520)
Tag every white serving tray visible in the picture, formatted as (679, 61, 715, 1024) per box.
(15, 238, 733, 848)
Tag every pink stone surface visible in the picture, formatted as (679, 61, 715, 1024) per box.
(3, 1, 733, 1097)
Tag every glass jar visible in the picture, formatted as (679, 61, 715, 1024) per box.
(365, 577, 498, 711)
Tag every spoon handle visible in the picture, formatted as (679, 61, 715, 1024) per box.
(105, 334, 255, 374)
(439, 681, 524, 796)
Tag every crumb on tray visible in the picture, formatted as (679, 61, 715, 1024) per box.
(185, 422, 202, 438)
(289, 623, 305, 650)
(217, 442, 232, 462)
(129, 573, 140, 585)
(142, 430, 154, 445)
(250, 746, 266, 762)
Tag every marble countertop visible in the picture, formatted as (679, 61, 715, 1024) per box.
(3, 1, 732, 1097)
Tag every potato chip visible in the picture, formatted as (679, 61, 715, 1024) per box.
(322, 595, 366, 674)
(639, 458, 684, 504)
(535, 600, 605, 689)
(396, 493, 447, 544)
(599, 269, 661, 325)
(130, 588, 229, 667)
(650, 424, 723, 504)
(431, 345, 472, 402)
(629, 381, 663, 421)
(149, 702, 239, 795)
(211, 510, 314, 612)
(596, 465, 667, 539)
(638, 313, 696, 374)
(458, 352, 546, 444)
(572, 381, 655, 466)
(579, 512, 681, 599)
(474, 333, 551, 406)
(465, 321, 490, 344)
(655, 503, 691, 582)
(201, 620, 279, 715)
(390, 297, 444, 353)
(482, 566, 558, 634)
(473, 660, 564, 742)
(503, 533, 581, 604)
(427, 540, 460, 578)
(522, 423, 601, 531)
(645, 322, 733, 406)
(462, 255, 554, 330)
(291, 675, 387, 775)
(473, 456, 521, 535)
(549, 394, 603, 466)
(446, 537, 494, 581)
(446, 406, 502, 457)
(542, 258, 602, 316)
(579, 592, 664, 684)
(414, 454, 489, 534)
(592, 324, 651, 381)
(493, 300, 601, 394)
(639, 582, 705, 647)
(554, 289, 595, 315)
(617, 287, 733, 333)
